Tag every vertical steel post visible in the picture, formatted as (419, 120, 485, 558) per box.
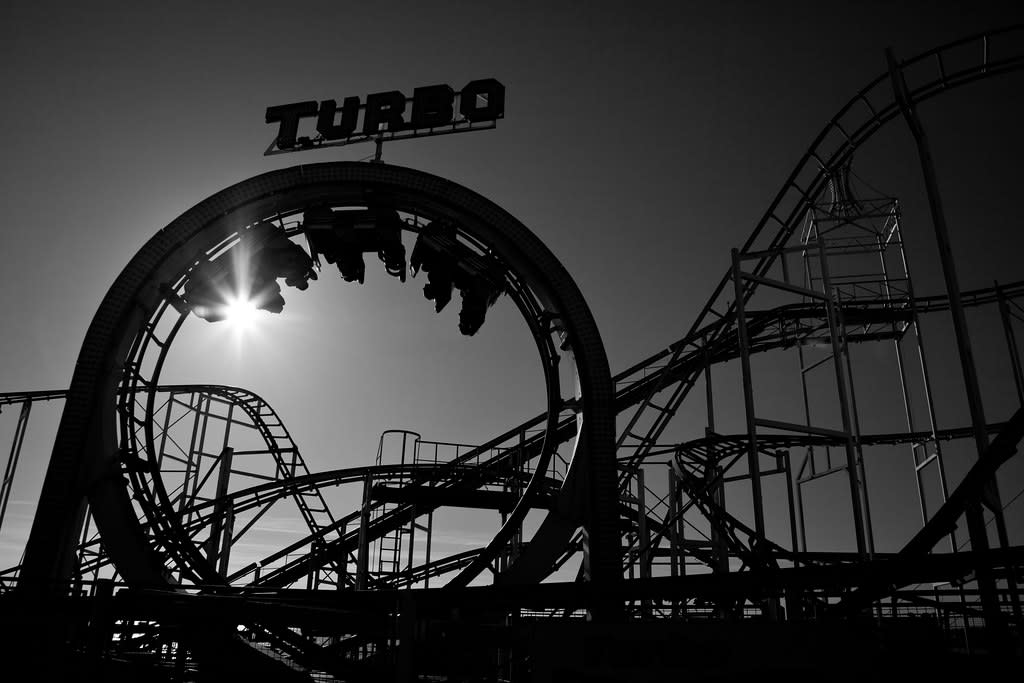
(996, 282, 1024, 406)
(882, 229, 955, 549)
(794, 459, 808, 553)
(791, 217, 813, 557)
(885, 243, 931, 525)
(205, 446, 234, 564)
(513, 430, 525, 562)
(407, 505, 417, 577)
(356, 472, 372, 590)
(180, 393, 205, 515)
(668, 467, 680, 581)
(677, 477, 686, 618)
(0, 400, 32, 534)
(667, 466, 686, 618)
(892, 333, 931, 521)
(338, 520, 348, 589)
(732, 249, 766, 539)
(424, 511, 433, 589)
(204, 399, 234, 564)
(836, 293, 876, 556)
(636, 468, 650, 580)
(308, 539, 319, 590)
(817, 240, 868, 556)
(783, 451, 798, 555)
(636, 468, 651, 617)
(711, 464, 729, 574)
(625, 470, 635, 578)
(190, 394, 214, 510)
(703, 338, 728, 573)
(217, 503, 234, 576)
(499, 475, 509, 575)
(797, 229, 821, 481)
(888, 48, 1006, 630)
(783, 449, 803, 620)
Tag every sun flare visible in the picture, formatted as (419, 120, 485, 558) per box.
(224, 296, 260, 332)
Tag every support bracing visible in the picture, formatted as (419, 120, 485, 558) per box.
(888, 47, 1014, 636)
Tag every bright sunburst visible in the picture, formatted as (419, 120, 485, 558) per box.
(224, 296, 260, 332)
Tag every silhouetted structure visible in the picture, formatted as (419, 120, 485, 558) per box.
(1, 26, 1022, 681)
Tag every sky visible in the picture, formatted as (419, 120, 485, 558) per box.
(2, 2, 1023, 576)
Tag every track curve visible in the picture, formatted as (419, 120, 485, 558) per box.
(20, 162, 618, 601)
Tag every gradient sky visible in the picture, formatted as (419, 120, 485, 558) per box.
(2, 2, 1023, 572)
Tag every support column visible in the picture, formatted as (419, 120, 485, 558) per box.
(817, 242, 867, 557)
(205, 446, 234, 564)
(996, 282, 1024, 406)
(0, 400, 32, 534)
(732, 249, 766, 539)
(337, 520, 348, 588)
(217, 503, 234, 576)
(888, 48, 1007, 631)
(668, 466, 686, 619)
(356, 472, 372, 590)
(636, 468, 651, 617)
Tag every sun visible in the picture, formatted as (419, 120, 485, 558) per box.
(224, 296, 260, 332)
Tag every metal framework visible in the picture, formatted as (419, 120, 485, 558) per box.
(1, 25, 1024, 682)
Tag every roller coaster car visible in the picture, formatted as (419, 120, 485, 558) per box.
(302, 206, 407, 284)
(244, 221, 318, 291)
(182, 261, 228, 321)
(457, 274, 502, 336)
(411, 222, 505, 336)
(183, 259, 281, 321)
(410, 221, 457, 313)
(183, 223, 316, 320)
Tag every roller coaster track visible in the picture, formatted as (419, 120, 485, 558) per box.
(8, 266, 1017, 591)
(7, 281, 1022, 594)
(69, 463, 532, 585)
(226, 277, 1024, 591)
(153, 385, 340, 555)
(1, 384, 339, 582)
(4, 27, 1023, 679)
(250, 26, 1024, 589)
(22, 28, 1024, 597)
(1, 388, 561, 588)
(616, 25, 1024, 475)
